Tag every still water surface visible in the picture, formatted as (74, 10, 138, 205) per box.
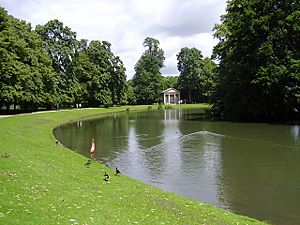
(54, 108, 300, 225)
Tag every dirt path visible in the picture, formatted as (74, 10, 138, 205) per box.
(0, 115, 11, 119)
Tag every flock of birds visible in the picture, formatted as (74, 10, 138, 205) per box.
(84, 138, 121, 182)
(56, 137, 121, 181)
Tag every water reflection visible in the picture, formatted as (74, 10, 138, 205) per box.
(54, 109, 300, 225)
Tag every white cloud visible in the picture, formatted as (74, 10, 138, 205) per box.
(0, 0, 227, 79)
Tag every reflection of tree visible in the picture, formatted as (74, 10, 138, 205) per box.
(134, 111, 165, 180)
(158, 114, 182, 189)
(54, 113, 130, 162)
(134, 111, 164, 149)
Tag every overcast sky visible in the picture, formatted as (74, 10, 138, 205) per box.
(0, 0, 227, 79)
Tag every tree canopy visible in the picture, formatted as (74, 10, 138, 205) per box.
(0, 8, 128, 110)
(177, 48, 216, 103)
(36, 19, 81, 106)
(132, 37, 165, 104)
(73, 40, 127, 106)
(212, 0, 300, 120)
(0, 7, 56, 110)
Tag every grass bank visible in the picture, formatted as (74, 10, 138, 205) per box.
(0, 105, 267, 225)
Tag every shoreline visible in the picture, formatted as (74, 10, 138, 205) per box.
(0, 105, 268, 225)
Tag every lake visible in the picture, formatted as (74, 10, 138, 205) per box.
(54, 108, 300, 225)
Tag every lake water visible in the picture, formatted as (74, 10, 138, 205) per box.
(54, 108, 300, 225)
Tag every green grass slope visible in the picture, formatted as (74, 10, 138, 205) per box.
(0, 105, 268, 225)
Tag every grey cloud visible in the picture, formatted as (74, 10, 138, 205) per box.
(147, 0, 225, 37)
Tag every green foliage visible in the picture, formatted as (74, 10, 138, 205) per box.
(110, 56, 127, 105)
(177, 48, 203, 103)
(0, 7, 56, 110)
(73, 40, 127, 107)
(36, 19, 80, 106)
(0, 8, 128, 110)
(177, 48, 216, 103)
(164, 104, 173, 109)
(125, 80, 136, 105)
(162, 75, 179, 90)
(202, 57, 217, 101)
(157, 103, 163, 110)
(132, 37, 165, 104)
(212, 0, 300, 120)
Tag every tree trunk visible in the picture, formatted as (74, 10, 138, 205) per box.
(188, 89, 191, 103)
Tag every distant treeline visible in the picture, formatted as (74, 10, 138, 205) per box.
(0, 7, 216, 111)
(0, 7, 127, 110)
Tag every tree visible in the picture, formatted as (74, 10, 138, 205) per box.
(0, 8, 128, 110)
(110, 56, 127, 105)
(202, 57, 217, 102)
(0, 8, 56, 110)
(74, 40, 127, 107)
(132, 37, 165, 104)
(162, 75, 179, 91)
(177, 47, 204, 103)
(36, 20, 80, 106)
(212, 0, 300, 120)
(125, 80, 136, 105)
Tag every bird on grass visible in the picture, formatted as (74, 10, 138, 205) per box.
(115, 167, 121, 175)
(8, 172, 16, 177)
(85, 159, 91, 168)
(103, 172, 110, 181)
(1, 152, 11, 158)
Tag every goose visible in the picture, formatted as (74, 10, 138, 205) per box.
(103, 172, 110, 181)
(1, 152, 11, 158)
(85, 159, 91, 168)
(55, 141, 63, 146)
(115, 167, 121, 175)
(90, 138, 96, 159)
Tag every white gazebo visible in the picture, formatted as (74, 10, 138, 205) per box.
(163, 88, 181, 104)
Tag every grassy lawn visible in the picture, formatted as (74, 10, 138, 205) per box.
(0, 105, 268, 225)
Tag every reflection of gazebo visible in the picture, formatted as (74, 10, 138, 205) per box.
(163, 88, 181, 104)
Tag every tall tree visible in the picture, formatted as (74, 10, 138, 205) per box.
(0, 8, 56, 110)
(212, 0, 300, 120)
(177, 47, 204, 103)
(202, 57, 217, 102)
(125, 80, 136, 105)
(36, 20, 80, 106)
(110, 56, 127, 105)
(132, 37, 165, 104)
(74, 40, 127, 106)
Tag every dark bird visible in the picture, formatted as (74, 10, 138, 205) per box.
(103, 172, 110, 181)
(1, 152, 11, 158)
(85, 159, 91, 168)
(115, 167, 121, 175)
